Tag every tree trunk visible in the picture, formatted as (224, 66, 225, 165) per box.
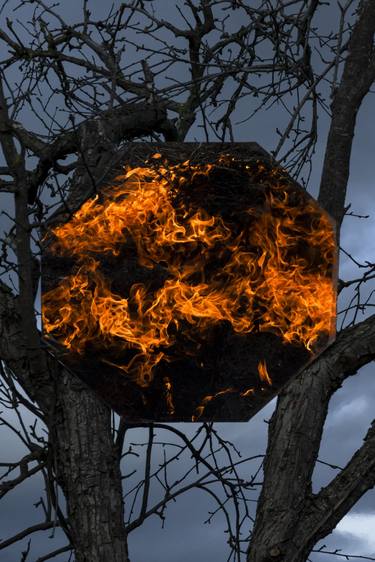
(247, 4, 375, 560)
(51, 371, 129, 562)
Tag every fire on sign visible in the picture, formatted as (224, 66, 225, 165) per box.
(41, 142, 337, 422)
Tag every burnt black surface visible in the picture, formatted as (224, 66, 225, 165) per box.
(45, 330, 311, 422)
(42, 142, 336, 422)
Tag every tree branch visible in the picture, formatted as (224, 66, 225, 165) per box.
(18, 102, 177, 204)
(298, 420, 375, 553)
(247, 313, 375, 562)
(0, 521, 59, 551)
(0, 77, 54, 414)
(318, 0, 375, 235)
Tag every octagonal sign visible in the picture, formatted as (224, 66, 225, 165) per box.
(42, 142, 337, 422)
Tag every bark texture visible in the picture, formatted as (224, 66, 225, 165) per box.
(52, 372, 129, 562)
(318, 0, 375, 234)
(247, 315, 375, 562)
(0, 281, 130, 561)
(0, 100, 171, 560)
(248, 2, 375, 560)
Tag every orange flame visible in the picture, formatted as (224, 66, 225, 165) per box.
(192, 387, 235, 421)
(42, 154, 336, 394)
(257, 359, 272, 386)
(191, 359, 271, 420)
(163, 376, 175, 415)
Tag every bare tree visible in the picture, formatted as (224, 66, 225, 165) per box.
(0, 1, 374, 561)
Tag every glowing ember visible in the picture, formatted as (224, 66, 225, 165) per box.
(42, 143, 337, 421)
(257, 359, 272, 386)
(163, 376, 175, 416)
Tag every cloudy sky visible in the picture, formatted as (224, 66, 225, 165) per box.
(0, 1, 374, 561)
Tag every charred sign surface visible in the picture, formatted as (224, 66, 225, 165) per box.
(42, 142, 337, 422)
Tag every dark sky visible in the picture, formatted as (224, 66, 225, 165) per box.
(0, 1, 374, 561)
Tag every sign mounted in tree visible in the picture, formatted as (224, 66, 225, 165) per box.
(41, 142, 337, 422)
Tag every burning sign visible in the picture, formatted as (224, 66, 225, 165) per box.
(42, 143, 337, 421)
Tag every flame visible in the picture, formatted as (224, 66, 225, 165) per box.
(257, 359, 272, 386)
(192, 359, 270, 420)
(163, 376, 175, 415)
(240, 387, 255, 398)
(42, 154, 336, 400)
(192, 387, 235, 421)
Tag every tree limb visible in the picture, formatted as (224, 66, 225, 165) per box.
(298, 420, 375, 554)
(247, 313, 375, 562)
(0, 521, 59, 551)
(318, 0, 375, 235)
